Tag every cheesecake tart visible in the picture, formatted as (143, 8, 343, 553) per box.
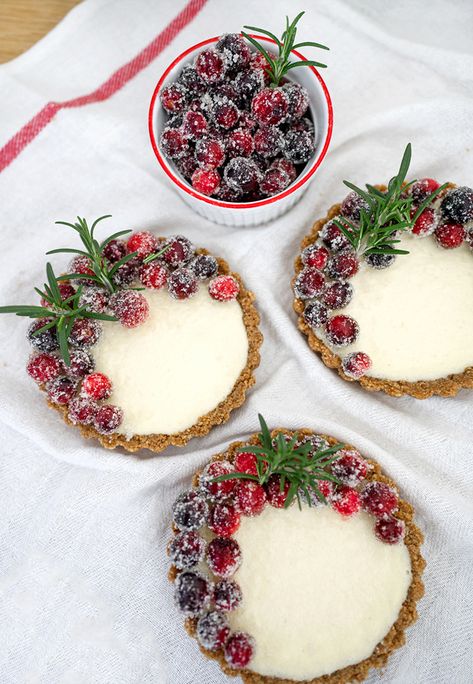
(0, 216, 261, 452)
(168, 415, 425, 683)
(293, 144, 473, 398)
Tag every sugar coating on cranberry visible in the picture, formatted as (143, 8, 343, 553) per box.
(160, 127, 189, 160)
(301, 244, 329, 270)
(69, 254, 95, 281)
(208, 503, 240, 537)
(260, 167, 290, 196)
(322, 281, 353, 310)
(294, 267, 325, 299)
(175, 571, 211, 617)
(160, 82, 188, 114)
(318, 479, 334, 501)
(234, 480, 267, 517)
(68, 396, 98, 425)
(41, 280, 75, 307)
(282, 130, 314, 164)
(273, 157, 297, 182)
(411, 208, 437, 237)
(177, 153, 199, 180)
(325, 315, 359, 346)
(327, 252, 359, 280)
(110, 256, 141, 287)
(251, 87, 288, 126)
(234, 451, 259, 476)
(332, 485, 361, 517)
(126, 231, 158, 258)
(169, 531, 206, 570)
(361, 481, 398, 518)
(167, 268, 198, 300)
(213, 579, 242, 612)
(139, 262, 168, 289)
(82, 372, 112, 400)
(375, 515, 405, 544)
(66, 349, 95, 379)
(47, 376, 76, 405)
(320, 220, 351, 252)
(303, 301, 328, 329)
(410, 178, 440, 205)
(226, 128, 254, 158)
(68, 318, 102, 348)
(182, 110, 207, 140)
(342, 351, 372, 379)
(331, 449, 369, 487)
(27, 319, 59, 353)
(109, 290, 149, 328)
(365, 253, 396, 269)
(191, 254, 218, 280)
(162, 235, 193, 268)
(234, 69, 264, 103)
(208, 275, 239, 302)
(302, 433, 330, 454)
(206, 537, 242, 578)
(224, 632, 255, 669)
(195, 49, 225, 83)
(224, 157, 262, 194)
(441, 186, 473, 224)
(213, 101, 239, 130)
(266, 474, 290, 508)
(178, 65, 206, 95)
(173, 490, 209, 531)
(435, 222, 465, 249)
(283, 82, 309, 121)
(216, 33, 251, 71)
(94, 404, 123, 434)
(340, 191, 370, 222)
(200, 460, 236, 501)
(254, 126, 283, 158)
(27, 353, 62, 384)
(78, 287, 109, 313)
(192, 167, 221, 196)
(196, 610, 230, 651)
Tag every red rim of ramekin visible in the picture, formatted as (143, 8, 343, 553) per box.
(148, 35, 333, 210)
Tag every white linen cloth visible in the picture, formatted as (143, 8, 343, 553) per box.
(0, 1, 472, 682)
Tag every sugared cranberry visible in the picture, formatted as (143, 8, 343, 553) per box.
(410, 178, 440, 205)
(342, 351, 372, 379)
(78, 287, 109, 314)
(82, 372, 112, 400)
(27, 319, 59, 353)
(191, 254, 218, 280)
(162, 235, 193, 267)
(254, 126, 283, 158)
(374, 515, 405, 544)
(27, 352, 62, 384)
(41, 280, 76, 307)
(302, 433, 330, 454)
(266, 474, 290, 508)
(209, 275, 239, 301)
(234, 69, 265, 103)
(200, 460, 236, 501)
(320, 220, 351, 252)
(174, 571, 211, 616)
(365, 253, 396, 269)
(291, 116, 314, 134)
(182, 110, 207, 140)
(209, 503, 240, 537)
(173, 490, 209, 531)
(331, 449, 369, 486)
(293, 267, 325, 299)
(224, 632, 255, 669)
(93, 404, 123, 434)
(139, 262, 168, 289)
(160, 82, 188, 114)
(216, 33, 251, 71)
(303, 301, 329, 329)
(47, 376, 76, 405)
(167, 268, 198, 300)
(251, 87, 288, 126)
(411, 208, 437, 237)
(160, 127, 189, 160)
(176, 153, 199, 180)
(178, 64, 206, 95)
(260, 167, 290, 195)
(332, 485, 361, 517)
(109, 290, 149, 328)
(192, 167, 221, 196)
(361, 481, 398, 518)
(169, 531, 206, 570)
(213, 102, 239, 129)
(301, 244, 329, 270)
(283, 83, 309, 121)
(226, 128, 254, 158)
(195, 49, 225, 83)
(110, 256, 141, 287)
(234, 480, 267, 516)
(196, 137, 226, 170)
(282, 130, 314, 164)
(234, 451, 259, 476)
(212, 82, 240, 105)
(126, 231, 158, 258)
(327, 252, 359, 279)
(213, 579, 242, 612)
(238, 110, 257, 131)
(68, 396, 98, 425)
(66, 349, 94, 379)
(224, 157, 262, 194)
(441, 186, 473, 223)
(322, 281, 353, 309)
(250, 50, 274, 80)
(69, 255, 95, 283)
(340, 191, 370, 222)
(435, 222, 465, 248)
(68, 318, 101, 348)
(218, 182, 242, 201)
(325, 315, 359, 346)
(196, 611, 230, 651)
(206, 537, 242, 578)
(318, 480, 334, 501)
(272, 157, 297, 182)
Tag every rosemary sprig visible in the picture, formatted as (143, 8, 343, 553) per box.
(0, 262, 116, 365)
(333, 144, 448, 257)
(243, 11, 329, 87)
(214, 414, 342, 509)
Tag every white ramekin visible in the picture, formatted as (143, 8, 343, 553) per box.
(148, 35, 333, 227)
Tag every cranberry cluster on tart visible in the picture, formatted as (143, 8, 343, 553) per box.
(293, 171, 473, 398)
(168, 417, 425, 683)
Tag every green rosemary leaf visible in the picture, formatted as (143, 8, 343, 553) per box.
(258, 413, 273, 450)
(0, 305, 51, 316)
(108, 251, 139, 277)
(81, 311, 117, 322)
(285, 59, 327, 70)
(412, 182, 449, 222)
(57, 318, 71, 366)
(90, 214, 113, 239)
(241, 32, 275, 71)
(34, 287, 51, 303)
(59, 272, 103, 285)
(292, 41, 329, 51)
(32, 319, 57, 335)
(46, 263, 61, 302)
(343, 180, 374, 205)
(242, 25, 281, 47)
(213, 472, 259, 482)
(284, 480, 300, 508)
(55, 220, 82, 232)
(365, 247, 409, 255)
(100, 229, 132, 249)
(46, 247, 90, 257)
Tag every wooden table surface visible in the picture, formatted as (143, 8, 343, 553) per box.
(0, 0, 81, 63)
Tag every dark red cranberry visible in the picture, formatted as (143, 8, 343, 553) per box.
(234, 480, 267, 516)
(78, 287, 108, 314)
(174, 571, 211, 616)
(360, 481, 398, 518)
(342, 351, 372, 379)
(176, 153, 199, 180)
(93, 404, 123, 434)
(40, 280, 75, 307)
(68, 396, 98, 425)
(177, 64, 206, 95)
(365, 252, 396, 269)
(224, 632, 255, 669)
(375, 515, 405, 544)
(283, 82, 309, 121)
(272, 157, 297, 181)
(331, 449, 369, 486)
(162, 235, 193, 267)
(226, 128, 254, 158)
(213, 579, 242, 612)
(327, 252, 359, 279)
(27, 352, 62, 384)
(411, 208, 437, 237)
(260, 167, 290, 195)
(169, 531, 206, 570)
(340, 191, 370, 222)
(291, 116, 314, 134)
(254, 126, 283, 158)
(200, 460, 236, 500)
(206, 537, 242, 578)
(251, 87, 288, 126)
(325, 315, 359, 346)
(320, 220, 351, 252)
(441, 186, 473, 223)
(212, 82, 241, 105)
(435, 222, 465, 248)
(208, 503, 240, 537)
(109, 290, 149, 328)
(192, 167, 221, 196)
(216, 33, 251, 71)
(66, 349, 94, 379)
(266, 474, 290, 508)
(172, 490, 209, 531)
(238, 110, 257, 131)
(303, 301, 329, 329)
(27, 318, 59, 353)
(47, 376, 76, 405)
(195, 137, 225, 168)
(110, 256, 141, 287)
(213, 102, 239, 130)
(196, 611, 230, 651)
(68, 318, 101, 348)
(195, 49, 225, 83)
(233, 69, 265, 102)
(190, 254, 218, 281)
(160, 82, 188, 113)
(217, 181, 242, 201)
(167, 268, 198, 300)
(160, 127, 189, 160)
(182, 110, 207, 140)
(69, 255, 95, 283)
(282, 129, 314, 164)
(301, 244, 329, 270)
(410, 178, 440, 205)
(224, 157, 262, 194)
(322, 281, 353, 309)
(293, 267, 325, 299)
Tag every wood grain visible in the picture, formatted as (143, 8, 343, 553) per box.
(0, 0, 81, 63)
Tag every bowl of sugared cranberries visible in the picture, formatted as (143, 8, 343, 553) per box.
(149, 31, 332, 227)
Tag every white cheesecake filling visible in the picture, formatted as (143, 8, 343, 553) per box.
(228, 505, 411, 681)
(92, 285, 248, 437)
(327, 234, 473, 381)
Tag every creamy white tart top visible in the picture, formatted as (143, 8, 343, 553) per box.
(228, 505, 412, 681)
(92, 285, 248, 437)
(325, 233, 473, 381)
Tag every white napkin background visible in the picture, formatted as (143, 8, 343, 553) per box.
(0, 1, 472, 682)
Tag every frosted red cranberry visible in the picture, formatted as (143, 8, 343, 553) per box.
(213, 102, 239, 129)
(331, 449, 369, 487)
(375, 515, 405, 544)
(294, 267, 325, 299)
(435, 222, 465, 248)
(209, 503, 240, 537)
(27, 319, 59, 353)
(320, 220, 351, 252)
(318, 480, 334, 501)
(82, 372, 112, 400)
(250, 50, 274, 79)
(68, 396, 98, 425)
(93, 404, 123, 434)
(197, 610, 230, 651)
(224, 157, 262, 194)
(178, 64, 206, 95)
(169, 531, 206, 570)
(266, 474, 290, 508)
(160, 82, 188, 113)
(283, 83, 309, 121)
(234, 451, 259, 476)
(110, 290, 149, 328)
(410, 178, 440, 205)
(139, 262, 168, 289)
(302, 433, 330, 454)
(182, 110, 207, 140)
(167, 268, 198, 300)
(213, 579, 242, 612)
(301, 244, 329, 270)
(322, 281, 353, 309)
(216, 33, 251, 70)
(254, 126, 283, 158)
(234, 69, 265, 103)
(238, 110, 257, 131)
(162, 235, 193, 267)
(177, 152, 199, 180)
(441, 186, 473, 223)
(47, 376, 76, 405)
(175, 571, 211, 616)
(212, 82, 240, 105)
(260, 167, 290, 196)
(200, 460, 236, 500)
(27, 353, 62, 384)
(195, 49, 225, 83)
(78, 287, 109, 314)
(126, 231, 158, 258)
(234, 481, 267, 516)
(365, 253, 396, 269)
(41, 280, 75, 307)
(411, 208, 436, 237)
(224, 632, 255, 669)
(226, 128, 254, 158)
(282, 130, 314, 164)
(325, 315, 359, 346)
(327, 252, 359, 280)
(303, 301, 329, 329)
(69, 255, 95, 282)
(291, 116, 314, 134)
(110, 256, 141, 287)
(272, 157, 297, 182)
(218, 182, 242, 201)
(208, 275, 240, 301)
(66, 349, 94, 379)
(191, 254, 218, 280)
(361, 481, 398, 518)
(173, 491, 209, 531)
(332, 486, 361, 517)
(68, 318, 101, 348)
(206, 537, 242, 578)
(340, 191, 370, 222)
(252, 87, 288, 126)
(192, 167, 221, 196)
(342, 352, 372, 379)
(160, 127, 189, 160)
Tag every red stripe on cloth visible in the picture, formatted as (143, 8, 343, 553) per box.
(0, 0, 208, 173)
